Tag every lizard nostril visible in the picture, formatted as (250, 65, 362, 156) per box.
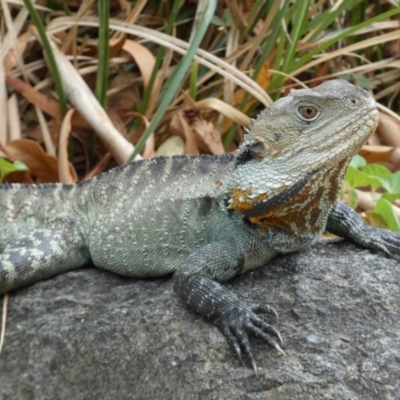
(347, 98, 359, 108)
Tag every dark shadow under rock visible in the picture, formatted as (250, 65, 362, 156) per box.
(0, 241, 399, 399)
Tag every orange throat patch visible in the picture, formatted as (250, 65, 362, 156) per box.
(228, 159, 348, 236)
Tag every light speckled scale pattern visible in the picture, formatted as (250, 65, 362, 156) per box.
(86, 154, 276, 279)
(1, 80, 399, 372)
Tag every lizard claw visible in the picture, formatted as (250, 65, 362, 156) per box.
(250, 303, 279, 321)
(252, 359, 258, 376)
(358, 227, 400, 258)
(214, 300, 284, 372)
(328, 202, 400, 259)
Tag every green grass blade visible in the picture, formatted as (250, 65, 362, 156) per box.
(189, 60, 198, 100)
(305, 0, 363, 42)
(290, 7, 400, 74)
(128, 0, 217, 162)
(223, 0, 291, 147)
(138, 0, 184, 116)
(95, 0, 110, 108)
(23, 0, 67, 116)
(280, 0, 310, 73)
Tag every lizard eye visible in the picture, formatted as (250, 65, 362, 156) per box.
(298, 105, 318, 120)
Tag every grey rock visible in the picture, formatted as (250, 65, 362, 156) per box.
(0, 241, 399, 400)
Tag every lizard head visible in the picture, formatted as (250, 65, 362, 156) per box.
(226, 80, 379, 232)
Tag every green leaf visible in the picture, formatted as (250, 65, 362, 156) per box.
(366, 210, 387, 229)
(381, 192, 400, 203)
(353, 73, 375, 90)
(211, 15, 225, 27)
(338, 182, 358, 209)
(345, 166, 383, 190)
(0, 158, 28, 183)
(222, 8, 233, 27)
(374, 198, 400, 232)
(361, 164, 391, 179)
(381, 171, 400, 193)
(350, 154, 366, 169)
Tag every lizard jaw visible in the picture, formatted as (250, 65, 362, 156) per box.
(225, 81, 379, 236)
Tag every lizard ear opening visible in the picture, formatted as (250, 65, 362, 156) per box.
(249, 142, 267, 160)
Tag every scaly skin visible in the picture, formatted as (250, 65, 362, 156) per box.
(1, 79, 399, 373)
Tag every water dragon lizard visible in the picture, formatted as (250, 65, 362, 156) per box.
(1, 79, 399, 373)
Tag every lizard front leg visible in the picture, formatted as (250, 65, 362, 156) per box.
(0, 222, 90, 294)
(326, 201, 400, 256)
(173, 242, 284, 373)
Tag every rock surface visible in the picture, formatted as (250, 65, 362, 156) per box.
(0, 240, 399, 400)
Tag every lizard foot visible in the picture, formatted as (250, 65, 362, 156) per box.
(327, 201, 400, 258)
(214, 300, 285, 374)
(356, 226, 400, 258)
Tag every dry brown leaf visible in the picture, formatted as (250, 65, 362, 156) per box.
(145, 45, 172, 118)
(294, 30, 400, 76)
(391, 148, 400, 170)
(120, 38, 163, 118)
(225, 0, 247, 29)
(118, 0, 132, 15)
(6, 94, 21, 142)
(196, 98, 251, 126)
(360, 145, 396, 165)
(107, 72, 140, 110)
(47, 16, 272, 106)
(124, 111, 154, 158)
(109, 35, 126, 58)
(5, 75, 62, 120)
(45, 38, 136, 163)
(107, 109, 127, 138)
(234, 61, 270, 106)
(121, 39, 156, 89)
(384, 23, 400, 57)
(3, 31, 32, 73)
(6, 139, 77, 183)
(35, 106, 56, 156)
(192, 119, 225, 155)
(0, 43, 7, 147)
(366, 129, 381, 146)
(83, 153, 112, 180)
(70, 112, 91, 128)
(376, 111, 400, 147)
(170, 111, 199, 154)
(356, 189, 400, 219)
(59, 109, 77, 184)
(222, 60, 270, 133)
(311, 61, 330, 88)
(155, 136, 185, 156)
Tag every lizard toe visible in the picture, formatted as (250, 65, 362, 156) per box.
(251, 315, 283, 347)
(218, 322, 243, 361)
(362, 227, 400, 258)
(214, 299, 282, 372)
(230, 324, 257, 374)
(250, 303, 279, 321)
